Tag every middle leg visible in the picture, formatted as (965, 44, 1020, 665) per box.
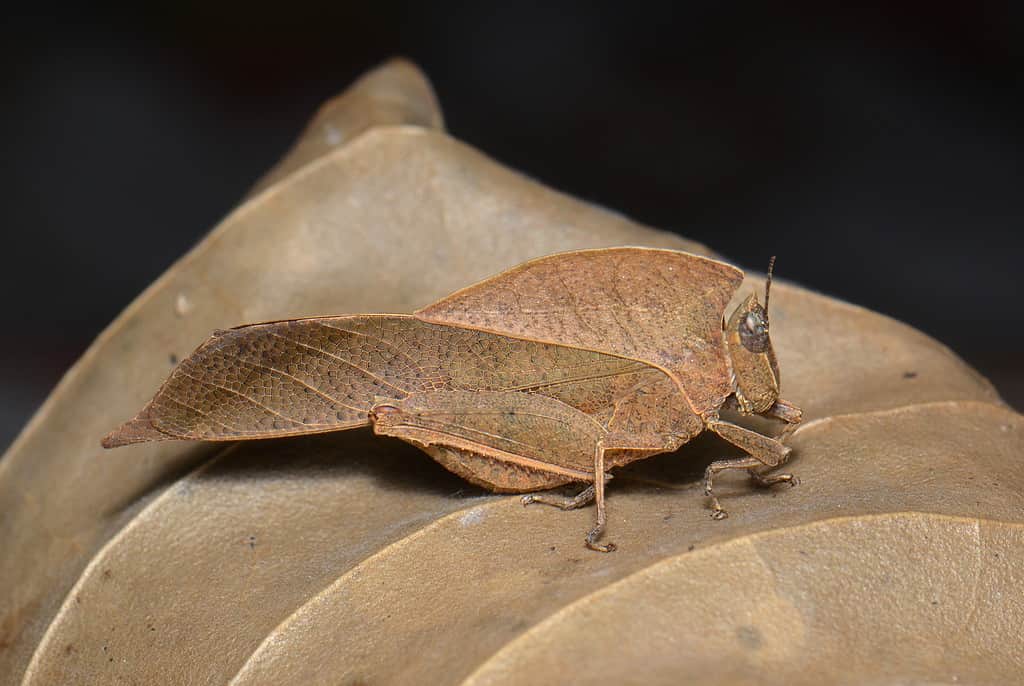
(703, 418, 794, 519)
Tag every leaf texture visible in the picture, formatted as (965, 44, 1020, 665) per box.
(373, 390, 607, 481)
(2, 59, 1020, 686)
(101, 314, 656, 446)
(418, 248, 744, 414)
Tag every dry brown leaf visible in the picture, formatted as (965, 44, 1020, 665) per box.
(1, 60, 1019, 686)
(248, 58, 445, 196)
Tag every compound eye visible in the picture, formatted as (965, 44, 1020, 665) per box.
(738, 308, 770, 353)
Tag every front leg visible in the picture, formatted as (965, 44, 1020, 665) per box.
(722, 396, 803, 440)
(766, 398, 803, 440)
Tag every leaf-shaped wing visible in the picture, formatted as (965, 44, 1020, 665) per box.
(102, 315, 665, 447)
(372, 390, 605, 480)
(416, 247, 745, 415)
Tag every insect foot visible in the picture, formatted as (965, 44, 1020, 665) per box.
(751, 472, 799, 488)
(709, 503, 729, 521)
(588, 541, 617, 553)
(585, 526, 617, 553)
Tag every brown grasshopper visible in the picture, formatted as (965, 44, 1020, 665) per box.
(103, 248, 802, 551)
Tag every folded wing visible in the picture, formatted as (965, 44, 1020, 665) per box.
(416, 247, 744, 415)
(102, 315, 664, 447)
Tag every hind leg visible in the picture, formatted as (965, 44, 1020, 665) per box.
(521, 473, 614, 510)
(521, 484, 596, 510)
(521, 444, 616, 552)
(584, 442, 615, 552)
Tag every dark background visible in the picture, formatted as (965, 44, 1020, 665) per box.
(2, 3, 1021, 452)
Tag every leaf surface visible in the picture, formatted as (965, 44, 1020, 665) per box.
(0, 59, 706, 683)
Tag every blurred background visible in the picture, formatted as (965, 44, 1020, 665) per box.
(2, 3, 1021, 451)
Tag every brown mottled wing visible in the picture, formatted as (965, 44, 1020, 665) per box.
(601, 371, 705, 466)
(416, 247, 745, 415)
(371, 390, 605, 482)
(102, 315, 659, 447)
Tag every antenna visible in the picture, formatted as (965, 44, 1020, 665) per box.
(764, 255, 776, 315)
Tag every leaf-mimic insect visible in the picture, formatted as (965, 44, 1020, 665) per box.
(103, 248, 802, 551)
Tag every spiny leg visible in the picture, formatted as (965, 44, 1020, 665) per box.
(521, 484, 595, 510)
(750, 466, 799, 488)
(519, 446, 615, 552)
(521, 471, 615, 510)
(703, 418, 794, 520)
(585, 442, 615, 552)
(704, 456, 763, 520)
(767, 398, 803, 440)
